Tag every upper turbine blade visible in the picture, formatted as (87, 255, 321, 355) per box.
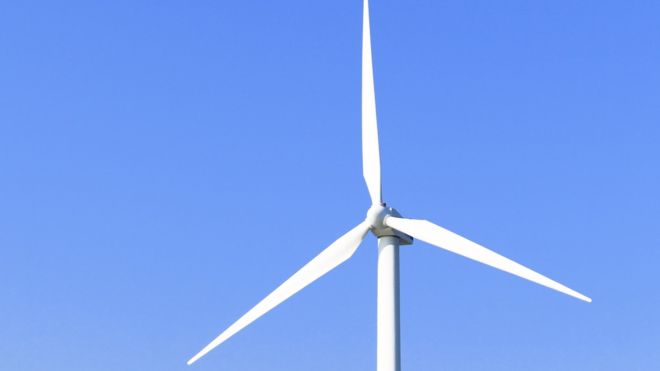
(187, 221, 371, 365)
(362, 0, 382, 205)
(384, 216, 591, 303)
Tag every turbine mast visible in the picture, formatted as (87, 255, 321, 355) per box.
(378, 236, 401, 371)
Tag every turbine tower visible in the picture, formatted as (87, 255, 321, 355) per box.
(187, 1, 591, 369)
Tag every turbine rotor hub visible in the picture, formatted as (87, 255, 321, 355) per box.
(366, 204, 389, 229)
(366, 204, 413, 245)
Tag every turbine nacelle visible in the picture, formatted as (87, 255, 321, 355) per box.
(366, 204, 414, 245)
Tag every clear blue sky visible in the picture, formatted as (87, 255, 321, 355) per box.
(1, 1, 659, 370)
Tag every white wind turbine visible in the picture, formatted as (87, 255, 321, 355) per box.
(187, 1, 591, 369)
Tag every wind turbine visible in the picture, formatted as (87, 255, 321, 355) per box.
(186, 0, 591, 369)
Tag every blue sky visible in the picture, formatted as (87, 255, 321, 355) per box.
(1, 1, 659, 370)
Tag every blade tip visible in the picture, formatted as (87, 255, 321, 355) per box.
(575, 293, 592, 303)
(186, 355, 200, 365)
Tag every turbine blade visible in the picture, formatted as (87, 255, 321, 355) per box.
(362, 0, 382, 205)
(187, 221, 371, 365)
(384, 216, 591, 303)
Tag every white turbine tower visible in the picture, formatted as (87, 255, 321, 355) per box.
(187, 1, 591, 369)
